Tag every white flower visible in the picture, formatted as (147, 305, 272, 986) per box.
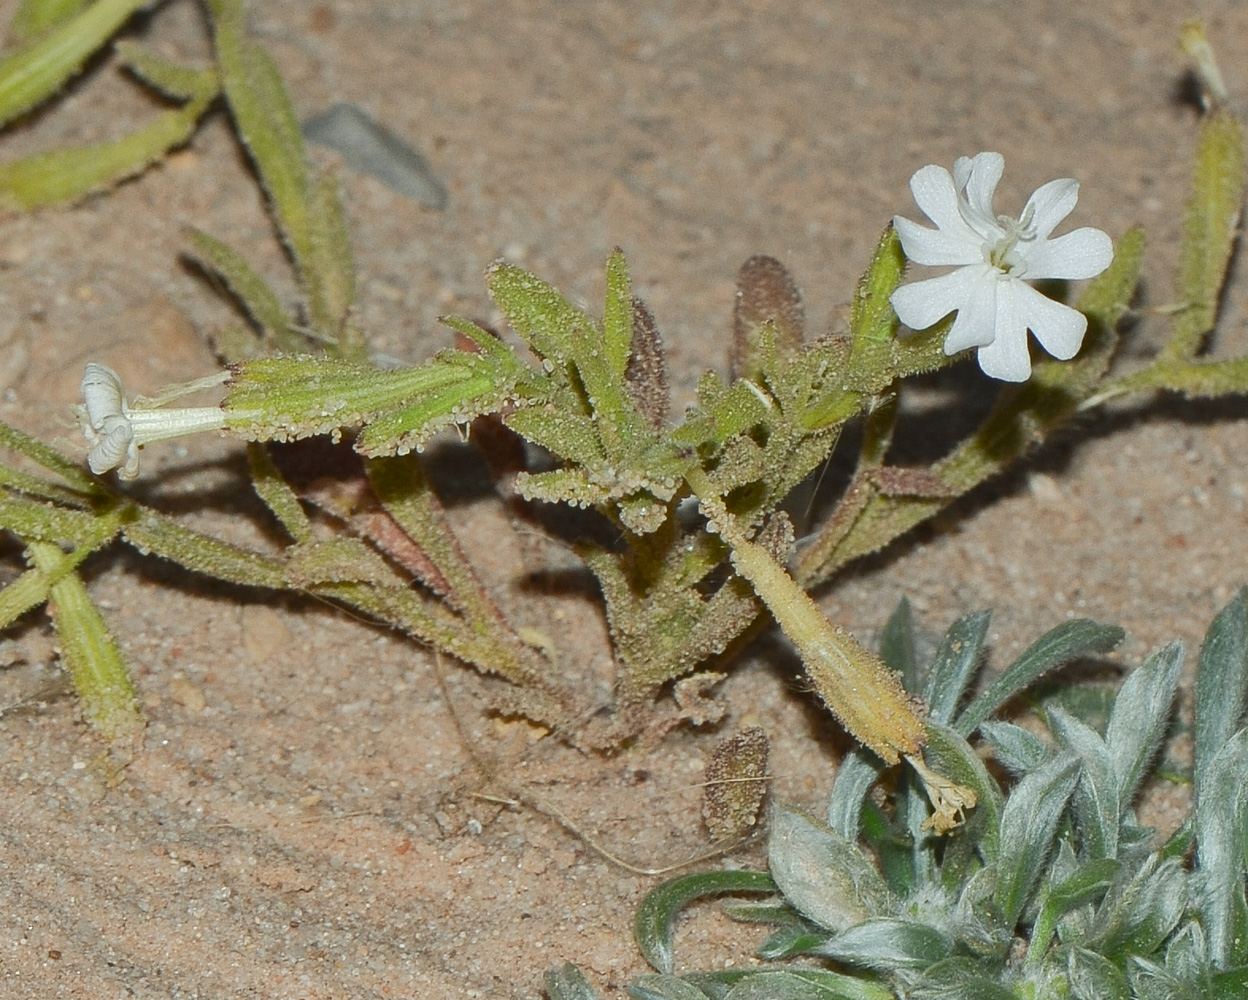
(76, 363, 228, 480)
(890, 151, 1114, 382)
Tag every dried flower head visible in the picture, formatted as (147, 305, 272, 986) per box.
(76, 363, 228, 480)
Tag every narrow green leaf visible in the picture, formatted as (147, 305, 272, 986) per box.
(29, 539, 142, 739)
(634, 869, 775, 974)
(848, 224, 906, 369)
(1079, 225, 1147, 331)
(956, 620, 1125, 736)
(0, 421, 102, 493)
(1159, 816, 1195, 863)
(603, 248, 633, 379)
(1127, 956, 1201, 1000)
(767, 806, 889, 934)
(1094, 356, 1248, 401)
(721, 900, 801, 926)
(912, 958, 1017, 1000)
(0, 536, 95, 629)
(0, 490, 107, 543)
(209, 0, 344, 343)
(303, 170, 362, 352)
(486, 259, 596, 366)
(0, 88, 214, 210)
(122, 506, 290, 591)
(1051, 857, 1121, 913)
(10, 0, 90, 45)
(0, 0, 147, 127)
(1194, 590, 1248, 794)
(1066, 946, 1130, 1000)
(184, 228, 298, 352)
(116, 40, 219, 101)
(367, 453, 517, 629)
(755, 924, 832, 959)
(1163, 919, 1208, 983)
(245, 443, 311, 542)
(994, 754, 1080, 926)
(923, 609, 991, 725)
(504, 403, 601, 472)
(1163, 108, 1246, 362)
(1105, 640, 1183, 813)
(1028, 855, 1121, 965)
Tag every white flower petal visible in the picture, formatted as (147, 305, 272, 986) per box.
(890, 265, 994, 333)
(908, 164, 961, 226)
(77, 363, 229, 480)
(1013, 282, 1089, 360)
(942, 270, 1000, 355)
(1024, 227, 1114, 281)
(1023, 178, 1079, 240)
(893, 216, 982, 267)
(975, 332, 1033, 382)
(952, 156, 974, 190)
(974, 285, 1033, 381)
(961, 152, 1005, 222)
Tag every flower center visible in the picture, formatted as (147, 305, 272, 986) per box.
(984, 205, 1037, 276)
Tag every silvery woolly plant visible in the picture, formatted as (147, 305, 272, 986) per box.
(552, 593, 1248, 1000)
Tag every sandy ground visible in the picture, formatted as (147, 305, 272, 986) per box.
(1, 1, 1247, 997)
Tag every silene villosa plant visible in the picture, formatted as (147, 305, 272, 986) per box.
(0, 6, 1247, 993)
(549, 593, 1248, 1000)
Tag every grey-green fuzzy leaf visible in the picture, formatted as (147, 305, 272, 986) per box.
(923, 722, 1003, 863)
(1089, 853, 1188, 961)
(1066, 945, 1130, 1000)
(1194, 591, 1248, 796)
(1105, 641, 1183, 814)
(628, 974, 714, 1000)
(826, 751, 884, 842)
(721, 968, 893, 1000)
(993, 753, 1081, 926)
(768, 806, 889, 933)
(634, 870, 776, 975)
(923, 609, 991, 726)
(545, 963, 604, 1000)
(1049, 706, 1121, 860)
(956, 620, 1124, 736)
(1194, 727, 1248, 968)
(878, 596, 917, 692)
(980, 721, 1053, 776)
(811, 917, 953, 971)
